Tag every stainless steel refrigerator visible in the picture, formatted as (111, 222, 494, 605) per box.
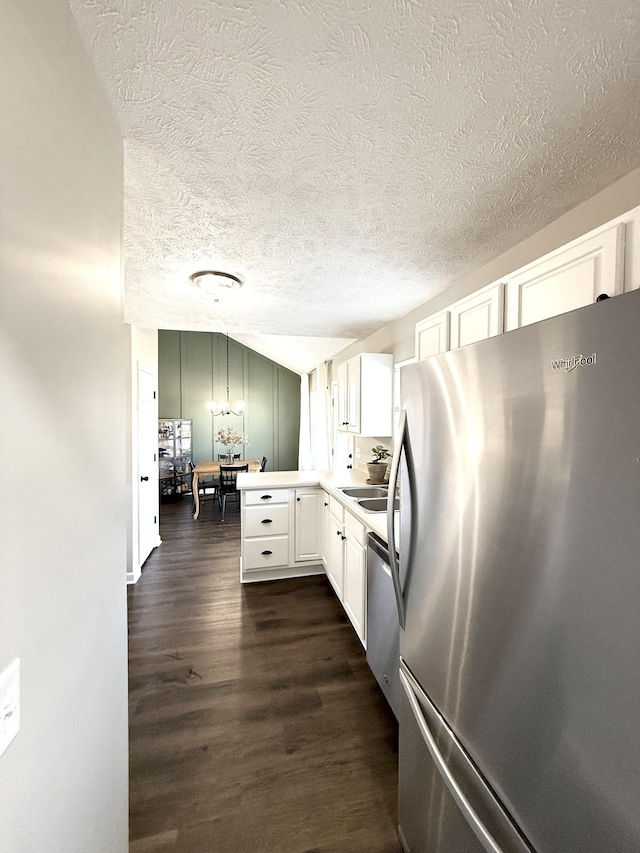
(386, 289, 640, 852)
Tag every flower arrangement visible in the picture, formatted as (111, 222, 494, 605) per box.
(216, 427, 249, 447)
(216, 427, 250, 462)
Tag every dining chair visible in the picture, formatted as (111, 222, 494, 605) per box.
(190, 461, 219, 517)
(219, 464, 248, 521)
(260, 456, 268, 472)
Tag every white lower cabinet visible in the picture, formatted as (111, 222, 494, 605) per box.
(320, 490, 331, 568)
(342, 513, 366, 646)
(323, 497, 366, 647)
(294, 488, 321, 562)
(240, 486, 323, 582)
(244, 535, 289, 571)
(325, 502, 345, 598)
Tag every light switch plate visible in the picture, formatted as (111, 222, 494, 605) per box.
(0, 658, 20, 758)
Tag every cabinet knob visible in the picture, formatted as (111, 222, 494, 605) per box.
(336, 530, 341, 536)
(324, 502, 328, 507)
(296, 497, 301, 502)
(140, 476, 149, 482)
(347, 465, 352, 469)
(261, 550, 273, 556)
(261, 519, 272, 524)
(341, 535, 346, 541)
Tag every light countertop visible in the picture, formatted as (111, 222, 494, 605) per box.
(237, 468, 394, 543)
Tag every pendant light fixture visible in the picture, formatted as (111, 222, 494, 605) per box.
(208, 334, 246, 416)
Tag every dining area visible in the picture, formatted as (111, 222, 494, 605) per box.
(192, 457, 266, 520)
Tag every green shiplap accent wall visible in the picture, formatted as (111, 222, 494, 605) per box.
(158, 331, 301, 471)
(277, 369, 301, 471)
(158, 330, 182, 417)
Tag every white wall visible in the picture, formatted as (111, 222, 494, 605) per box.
(0, 1, 128, 851)
(331, 166, 640, 370)
(127, 326, 160, 584)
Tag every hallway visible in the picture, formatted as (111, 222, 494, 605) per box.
(128, 499, 401, 852)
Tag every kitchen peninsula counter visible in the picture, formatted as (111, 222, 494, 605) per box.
(237, 468, 392, 543)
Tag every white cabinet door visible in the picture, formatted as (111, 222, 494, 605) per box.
(336, 354, 393, 436)
(343, 530, 366, 646)
(450, 282, 504, 349)
(359, 353, 393, 436)
(415, 311, 450, 361)
(320, 491, 331, 567)
(346, 356, 361, 434)
(294, 489, 321, 562)
(326, 513, 344, 598)
(337, 361, 349, 432)
(505, 222, 625, 331)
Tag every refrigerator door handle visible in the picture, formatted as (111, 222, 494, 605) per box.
(387, 409, 407, 629)
(399, 667, 506, 853)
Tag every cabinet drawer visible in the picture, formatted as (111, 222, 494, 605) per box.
(244, 503, 289, 537)
(345, 510, 366, 546)
(329, 496, 344, 522)
(244, 488, 290, 506)
(244, 535, 289, 570)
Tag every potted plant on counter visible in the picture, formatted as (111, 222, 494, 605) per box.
(367, 445, 389, 484)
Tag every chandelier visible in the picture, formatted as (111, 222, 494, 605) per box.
(208, 334, 246, 416)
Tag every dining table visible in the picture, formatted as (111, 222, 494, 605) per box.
(192, 459, 262, 519)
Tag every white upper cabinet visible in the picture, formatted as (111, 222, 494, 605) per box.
(449, 281, 505, 349)
(505, 222, 626, 331)
(336, 361, 349, 431)
(415, 311, 450, 361)
(346, 355, 361, 433)
(337, 353, 393, 436)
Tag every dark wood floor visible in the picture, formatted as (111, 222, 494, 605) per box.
(128, 497, 401, 853)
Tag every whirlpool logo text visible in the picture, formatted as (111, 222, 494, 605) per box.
(550, 353, 597, 372)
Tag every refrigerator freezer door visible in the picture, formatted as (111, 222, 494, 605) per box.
(398, 661, 532, 853)
(400, 290, 640, 852)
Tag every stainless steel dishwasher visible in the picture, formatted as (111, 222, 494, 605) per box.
(366, 532, 400, 719)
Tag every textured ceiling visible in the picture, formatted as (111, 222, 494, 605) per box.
(69, 0, 640, 372)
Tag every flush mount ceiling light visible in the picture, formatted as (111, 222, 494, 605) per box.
(190, 270, 242, 301)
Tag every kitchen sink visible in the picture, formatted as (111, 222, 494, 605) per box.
(358, 497, 399, 513)
(340, 486, 389, 498)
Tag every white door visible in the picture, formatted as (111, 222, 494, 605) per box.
(137, 367, 158, 568)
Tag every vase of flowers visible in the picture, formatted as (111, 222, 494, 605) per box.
(216, 427, 250, 463)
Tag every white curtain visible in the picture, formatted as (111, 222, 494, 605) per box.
(298, 372, 313, 470)
(314, 361, 331, 470)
